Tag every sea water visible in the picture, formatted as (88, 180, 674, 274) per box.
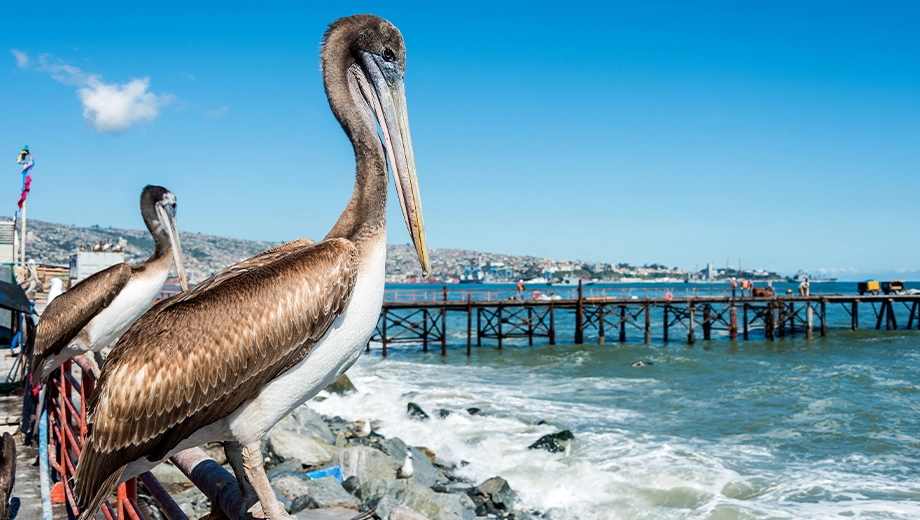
(311, 283, 920, 519)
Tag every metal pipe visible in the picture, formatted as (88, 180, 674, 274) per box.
(171, 447, 244, 518)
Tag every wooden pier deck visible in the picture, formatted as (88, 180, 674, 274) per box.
(371, 285, 920, 356)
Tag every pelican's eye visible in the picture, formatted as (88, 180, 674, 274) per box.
(382, 47, 396, 62)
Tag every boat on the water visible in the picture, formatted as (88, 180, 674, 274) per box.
(787, 270, 837, 283)
(549, 276, 595, 286)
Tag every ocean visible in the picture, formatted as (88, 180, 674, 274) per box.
(311, 282, 920, 519)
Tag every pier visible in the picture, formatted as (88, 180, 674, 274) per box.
(371, 283, 920, 356)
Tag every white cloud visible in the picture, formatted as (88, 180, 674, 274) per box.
(204, 105, 229, 117)
(17, 53, 174, 133)
(79, 77, 175, 133)
(182, 73, 197, 82)
(11, 49, 28, 68)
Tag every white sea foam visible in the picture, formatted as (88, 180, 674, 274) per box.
(309, 347, 920, 519)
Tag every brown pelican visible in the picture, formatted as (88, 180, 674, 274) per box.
(32, 185, 189, 380)
(74, 14, 427, 520)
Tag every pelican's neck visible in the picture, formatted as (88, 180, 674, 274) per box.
(322, 48, 388, 250)
(140, 206, 172, 264)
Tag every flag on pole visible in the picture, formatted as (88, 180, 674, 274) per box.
(16, 146, 33, 209)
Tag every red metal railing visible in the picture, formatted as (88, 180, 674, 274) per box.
(46, 355, 189, 519)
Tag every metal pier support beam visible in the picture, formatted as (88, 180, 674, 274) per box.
(687, 302, 695, 344)
(575, 280, 584, 344)
(598, 306, 605, 345)
(644, 303, 651, 344)
(619, 305, 627, 343)
(466, 295, 472, 356)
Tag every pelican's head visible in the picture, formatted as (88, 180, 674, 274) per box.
(323, 15, 429, 278)
(141, 185, 189, 291)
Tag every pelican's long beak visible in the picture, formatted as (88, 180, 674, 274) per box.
(156, 205, 190, 291)
(358, 52, 429, 278)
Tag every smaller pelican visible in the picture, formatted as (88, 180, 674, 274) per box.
(32, 185, 188, 380)
(396, 450, 414, 481)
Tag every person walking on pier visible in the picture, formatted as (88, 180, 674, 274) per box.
(517, 279, 525, 300)
(731, 277, 737, 298)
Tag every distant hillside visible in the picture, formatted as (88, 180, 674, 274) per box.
(14, 218, 730, 283)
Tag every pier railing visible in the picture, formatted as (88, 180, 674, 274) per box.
(43, 355, 245, 519)
(370, 284, 920, 356)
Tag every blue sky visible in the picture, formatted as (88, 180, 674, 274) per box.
(2, 1, 918, 279)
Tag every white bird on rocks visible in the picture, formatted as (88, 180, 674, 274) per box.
(397, 451, 414, 481)
(354, 419, 372, 439)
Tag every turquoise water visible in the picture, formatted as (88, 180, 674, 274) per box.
(310, 283, 920, 519)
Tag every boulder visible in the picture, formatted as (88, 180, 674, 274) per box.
(292, 507, 362, 520)
(407, 402, 430, 421)
(324, 374, 357, 396)
(357, 478, 404, 505)
(527, 430, 574, 453)
(341, 475, 361, 495)
(302, 476, 360, 510)
(468, 477, 515, 512)
(466, 408, 481, 416)
(268, 428, 339, 467)
(389, 505, 430, 520)
(292, 406, 337, 444)
(378, 438, 444, 487)
(272, 475, 312, 501)
(437, 408, 451, 419)
(331, 445, 399, 483)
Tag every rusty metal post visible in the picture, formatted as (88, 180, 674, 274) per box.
(765, 302, 775, 340)
(778, 302, 785, 339)
(729, 304, 737, 340)
(820, 300, 827, 336)
(381, 308, 388, 357)
(619, 305, 627, 343)
(806, 302, 814, 340)
(644, 303, 651, 344)
(549, 302, 556, 345)
(743, 303, 749, 340)
(477, 307, 483, 346)
(687, 302, 695, 344)
(575, 280, 584, 344)
(702, 305, 711, 341)
(497, 305, 503, 350)
(888, 300, 898, 330)
(441, 306, 447, 356)
(852, 301, 858, 330)
(466, 294, 472, 356)
(598, 306, 605, 345)
(663, 305, 669, 343)
(528, 307, 534, 346)
(422, 309, 429, 352)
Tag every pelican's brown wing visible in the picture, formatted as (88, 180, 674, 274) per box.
(163, 238, 317, 299)
(32, 263, 131, 376)
(74, 238, 357, 516)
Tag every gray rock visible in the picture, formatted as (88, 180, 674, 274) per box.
(527, 430, 574, 453)
(466, 408, 481, 415)
(290, 494, 319, 513)
(378, 438, 444, 487)
(150, 462, 193, 495)
(407, 402, 430, 421)
(438, 408, 451, 419)
(324, 374, 357, 396)
(357, 478, 404, 504)
(472, 476, 515, 511)
(332, 445, 399, 483)
(389, 505, 430, 520)
(292, 406, 337, 444)
(272, 475, 312, 501)
(293, 507, 363, 520)
(342, 475, 361, 495)
(398, 485, 466, 520)
(268, 428, 339, 467)
(266, 459, 306, 481)
(304, 476, 360, 510)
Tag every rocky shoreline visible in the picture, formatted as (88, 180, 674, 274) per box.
(148, 376, 548, 520)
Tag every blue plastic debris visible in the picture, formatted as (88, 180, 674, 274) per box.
(306, 465, 343, 482)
